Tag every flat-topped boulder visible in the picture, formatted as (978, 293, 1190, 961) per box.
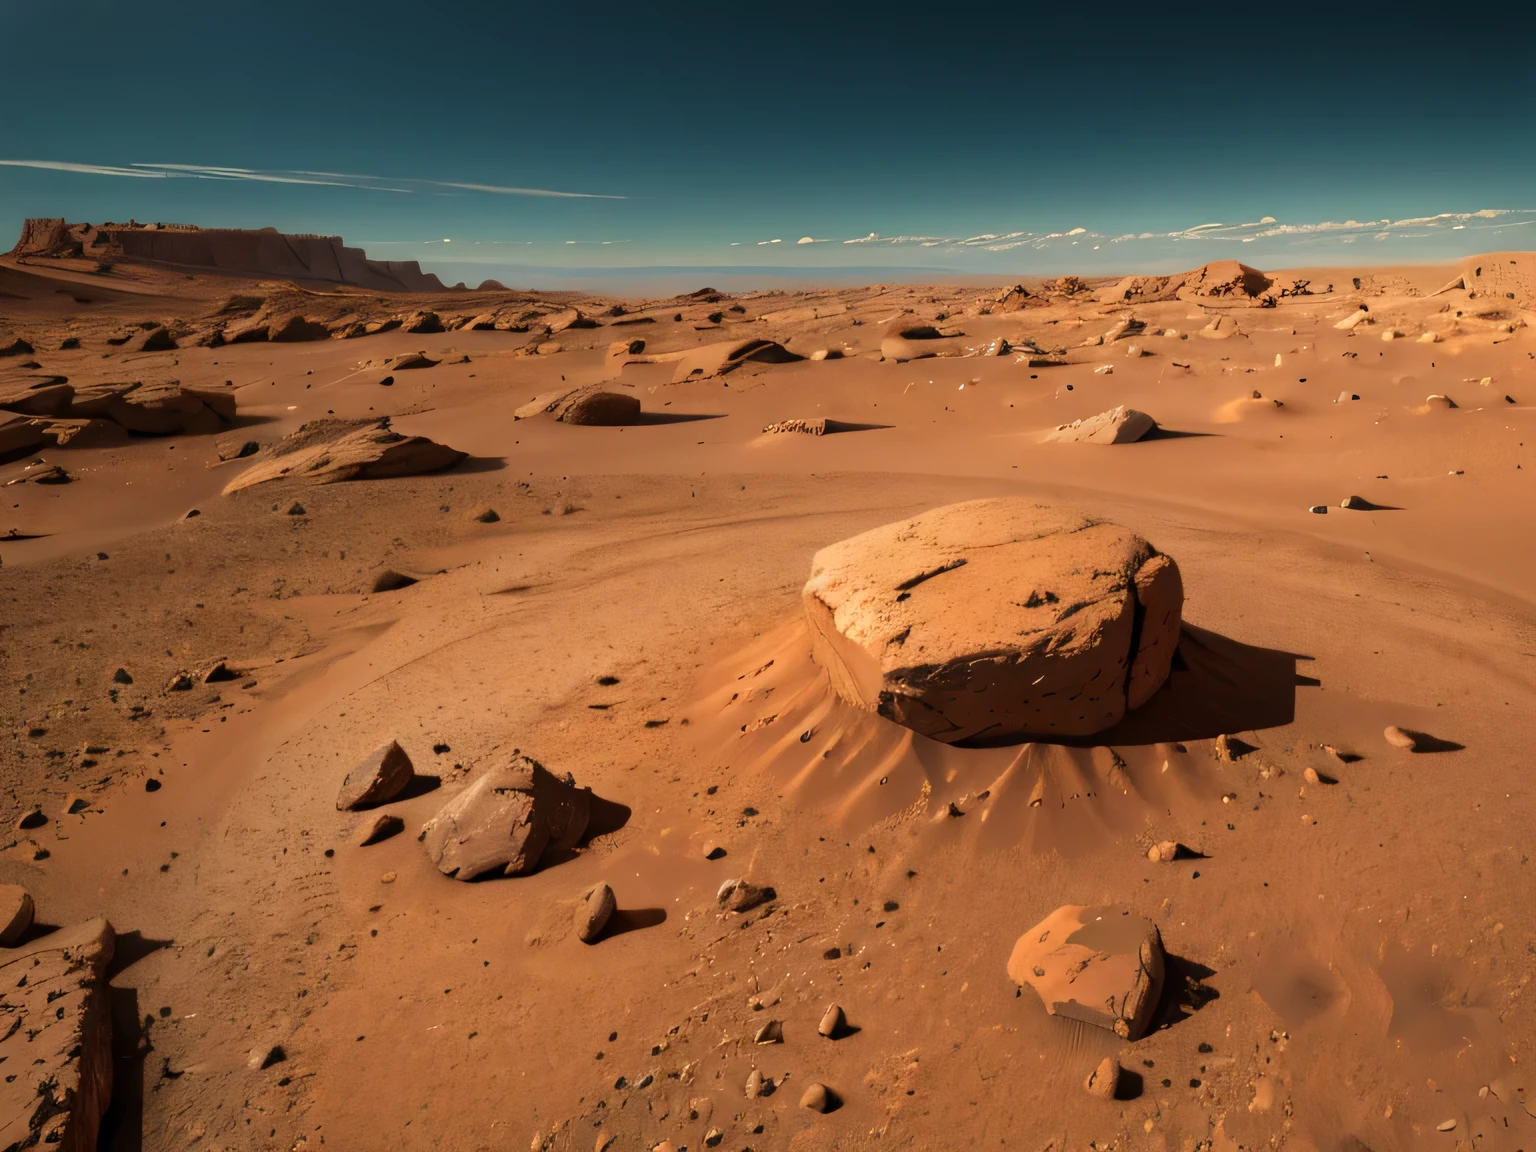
(1007, 904, 1165, 1039)
(803, 499, 1184, 743)
(0, 918, 116, 1151)
(223, 419, 466, 493)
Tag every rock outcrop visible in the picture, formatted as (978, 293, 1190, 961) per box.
(803, 499, 1184, 743)
(1007, 904, 1165, 1039)
(0, 918, 116, 1152)
(420, 754, 593, 880)
(1046, 406, 1157, 444)
(223, 419, 466, 493)
(669, 339, 800, 383)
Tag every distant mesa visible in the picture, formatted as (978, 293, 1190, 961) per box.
(9, 217, 448, 292)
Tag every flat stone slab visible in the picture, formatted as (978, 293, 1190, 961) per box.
(1007, 904, 1164, 1039)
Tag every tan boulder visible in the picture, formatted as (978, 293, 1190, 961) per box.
(0, 884, 34, 946)
(1007, 904, 1165, 1039)
(669, 339, 800, 383)
(575, 882, 616, 943)
(420, 754, 592, 880)
(222, 419, 466, 493)
(1045, 405, 1157, 445)
(269, 315, 330, 342)
(803, 499, 1183, 743)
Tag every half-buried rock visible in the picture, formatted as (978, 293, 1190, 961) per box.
(0, 917, 115, 1151)
(223, 419, 466, 493)
(575, 882, 616, 943)
(337, 740, 414, 811)
(554, 387, 640, 426)
(420, 754, 593, 880)
(803, 499, 1183, 743)
(1007, 904, 1165, 1039)
(1046, 405, 1157, 444)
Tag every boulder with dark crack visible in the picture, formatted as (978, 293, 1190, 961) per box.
(0, 917, 116, 1151)
(420, 754, 593, 880)
(1007, 904, 1165, 1039)
(223, 419, 466, 493)
(803, 499, 1183, 743)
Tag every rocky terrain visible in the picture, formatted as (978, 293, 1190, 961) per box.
(1, 241, 1534, 1150)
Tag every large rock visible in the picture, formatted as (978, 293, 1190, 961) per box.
(1007, 904, 1165, 1039)
(420, 754, 592, 880)
(0, 918, 115, 1152)
(0, 373, 74, 417)
(1046, 405, 1157, 445)
(0, 884, 34, 945)
(669, 339, 800, 383)
(269, 315, 330, 343)
(71, 381, 235, 436)
(223, 419, 466, 493)
(555, 388, 640, 426)
(336, 740, 414, 811)
(0, 414, 49, 459)
(802, 499, 1184, 743)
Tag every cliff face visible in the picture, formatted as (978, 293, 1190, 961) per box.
(9, 218, 446, 292)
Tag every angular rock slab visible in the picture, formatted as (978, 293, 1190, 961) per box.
(337, 740, 414, 811)
(803, 499, 1184, 743)
(1046, 405, 1157, 445)
(223, 419, 466, 493)
(0, 918, 115, 1152)
(1007, 904, 1165, 1039)
(420, 755, 592, 880)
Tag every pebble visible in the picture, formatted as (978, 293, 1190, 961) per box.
(745, 1068, 765, 1098)
(800, 1083, 831, 1113)
(1340, 495, 1370, 509)
(702, 841, 726, 860)
(717, 877, 770, 913)
(1383, 725, 1420, 751)
(247, 1044, 285, 1070)
(704, 1129, 723, 1147)
(1093, 365, 1113, 375)
(576, 883, 617, 944)
(594, 1134, 614, 1152)
(818, 1003, 845, 1038)
(1308, 505, 1328, 515)
(753, 1019, 783, 1045)
(1147, 840, 1179, 863)
(1302, 767, 1320, 785)
(381, 871, 397, 884)
(1084, 1055, 1119, 1100)
(1436, 1120, 1457, 1132)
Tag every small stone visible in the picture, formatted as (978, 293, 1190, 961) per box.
(745, 1069, 765, 1098)
(1213, 734, 1237, 762)
(336, 740, 414, 811)
(703, 1128, 722, 1147)
(1383, 725, 1421, 751)
(1302, 766, 1320, 784)
(753, 1019, 783, 1045)
(717, 877, 770, 913)
(112, 667, 133, 685)
(594, 1134, 614, 1152)
(818, 1003, 845, 1038)
(473, 508, 500, 523)
(0, 883, 36, 946)
(1084, 1055, 1119, 1100)
(356, 813, 405, 846)
(1308, 505, 1328, 515)
(165, 671, 194, 692)
(15, 809, 46, 831)
(800, 1083, 831, 1113)
(1340, 495, 1370, 509)
(576, 883, 617, 944)
(248, 1044, 286, 1070)
(703, 842, 726, 860)
(381, 871, 397, 883)
(1436, 1120, 1456, 1132)
(183, 508, 200, 519)
(285, 500, 306, 516)
(65, 794, 91, 815)
(1147, 840, 1179, 863)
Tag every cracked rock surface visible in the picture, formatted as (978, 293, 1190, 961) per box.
(802, 499, 1183, 743)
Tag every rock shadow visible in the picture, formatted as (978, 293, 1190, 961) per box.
(1396, 729, 1465, 753)
(100, 984, 148, 1152)
(1141, 427, 1216, 440)
(1114, 1068, 1144, 1100)
(448, 454, 507, 474)
(1151, 954, 1220, 1033)
(105, 930, 174, 979)
(1070, 624, 1306, 746)
(632, 411, 727, 425)
(394, 773, 442, 802)
(601, 908, 667, 939)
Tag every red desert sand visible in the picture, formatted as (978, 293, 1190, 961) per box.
(1, 223, 1534, 1149)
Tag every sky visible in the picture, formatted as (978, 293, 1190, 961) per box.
(1, 0, 1533, 288)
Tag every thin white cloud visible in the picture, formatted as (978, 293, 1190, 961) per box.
(0, 157, 620, 199)
(0, 159, 167, 178)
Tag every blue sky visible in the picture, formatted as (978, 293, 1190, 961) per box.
(2, 0, 1533, 285)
